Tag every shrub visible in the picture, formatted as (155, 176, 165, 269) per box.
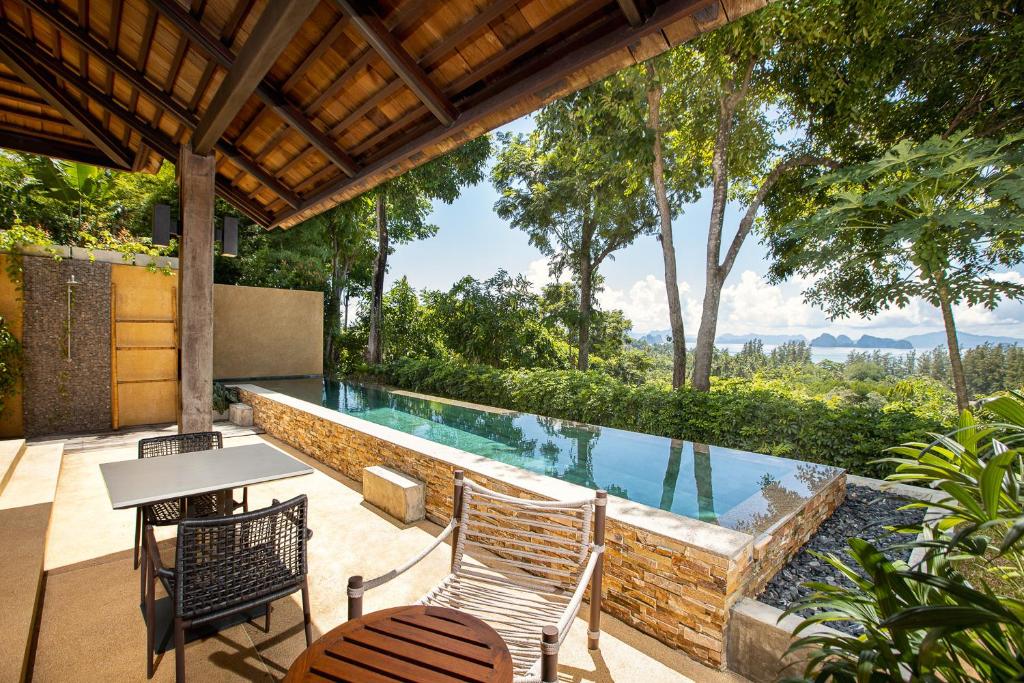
(374, 356, 949, 477)
(783, 394, 1024, 682)
(0, 317, 20, 416)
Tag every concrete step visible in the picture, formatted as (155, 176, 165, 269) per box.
(0, 442, 64, 682)
(0, 438, 27, 497)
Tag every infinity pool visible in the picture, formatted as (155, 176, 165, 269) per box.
(258, 379, 842, 533)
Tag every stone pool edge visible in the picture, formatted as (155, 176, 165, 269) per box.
(236, 383, 846, 670)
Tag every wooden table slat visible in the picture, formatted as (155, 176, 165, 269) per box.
(285, 605, 513, 683)
(341, 626, 497, 680)
(307, 654, 404, 683)
(391, 611, 484, 642)
(322, 641, 470, 683)
(366, 618, 494, 665)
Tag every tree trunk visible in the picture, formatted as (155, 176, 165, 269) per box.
(646, 63, 686, 389)
(692, 94, 734, 392)
(936, 276, 969, 412)
(578, 227, 593, 371)
(324, 235, 341, 373)
(365, 192, 388, 365)
(692, 274, 723, 391)
(340, 257, 351, 329)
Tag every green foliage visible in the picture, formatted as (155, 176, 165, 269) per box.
(376, 356, 947, 477)
(785, 394, 1024, 682)
(211, 383, 239, 414)
(769, 132, 1024, 319)
(0, 317, 21, 417)
(424, 271, 570, 369)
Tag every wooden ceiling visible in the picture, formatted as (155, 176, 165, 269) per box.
(0, 0, 766, 228)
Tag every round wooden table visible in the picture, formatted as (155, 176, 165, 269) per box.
(284, 605, 514, 683)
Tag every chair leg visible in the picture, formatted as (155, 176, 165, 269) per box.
(265, 603, 272, 633)
(134, 508, 142, 569)
(145, 560, 155, 679)
(541, 625, 559, 683)
(139, 538, 146, 604)
(301, 579, 313, 647)
(174, 617, 186, 683)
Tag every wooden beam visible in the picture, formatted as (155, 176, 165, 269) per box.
(177, 143, 215, 433)
(616, 0, 645, 25)
(145, 0, 358, 175)
(191, 0, 319, 153)
(0, 126, 130, 169)
(0, 35, 132, 167)
(274, 0, 715, 228)
(333, 0, 457, 126)
(0, 24, 294, 213)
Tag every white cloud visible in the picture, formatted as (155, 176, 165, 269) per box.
(525, 258, 556, 293)
(598, 275, 690, 333)
(718, 270, 827, 332)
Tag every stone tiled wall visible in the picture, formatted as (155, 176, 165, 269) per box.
(744, 474, 847, 599)
(22, 256, 111, 436)
(239, 387, 844, 669)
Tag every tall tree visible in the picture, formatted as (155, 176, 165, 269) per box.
(493, 90, 656, 370)
(768, 132, 1024, 411)
(364, 137, 491, 364)
(309, 198, 376, 372)
(645, 61, 689, 389)
(655, 11, 839, 391)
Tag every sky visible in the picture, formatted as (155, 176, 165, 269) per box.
(385, 116, 1024, 341)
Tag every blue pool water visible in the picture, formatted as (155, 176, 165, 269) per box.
(259, 379, 841, 533)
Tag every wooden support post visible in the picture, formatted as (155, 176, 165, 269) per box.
(541, 625, 559, 683)
(451, 470, 465, 569)
(177, 144, 215, 434)
(589, 489, 607, 650)
(347, 575, 363, 620)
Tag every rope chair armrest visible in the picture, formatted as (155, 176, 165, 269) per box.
(555, 545, 604, 637)
(348, 519, 457, 598)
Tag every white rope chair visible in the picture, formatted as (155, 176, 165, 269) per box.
(348, 470, 607, 683)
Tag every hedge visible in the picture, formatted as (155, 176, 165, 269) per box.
(369, 357, 950, 478)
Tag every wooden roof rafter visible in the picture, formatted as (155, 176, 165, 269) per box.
(143, 0, 359, 176)
(0, 0, 764, 229)
(0, 33, 133, 168)
(0, 22, 273, 223)
(333, 0, 457, 127)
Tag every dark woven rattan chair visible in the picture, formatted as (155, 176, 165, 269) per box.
(133, 431, 249, 570)
(143, 495, 313, 682)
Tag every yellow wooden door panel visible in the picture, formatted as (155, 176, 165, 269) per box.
(111, 264, 179, 428)
(110, 265, 177, 320)
(115, 349, 177, 383)
(115, 321, 176, 348)
(118, 381, 178, 426)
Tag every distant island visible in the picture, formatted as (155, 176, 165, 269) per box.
(630, 330, 1024, 350)
(810, 333, 913, 349)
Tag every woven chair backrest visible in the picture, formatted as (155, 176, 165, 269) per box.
(138, 431, 223, 459)
(174, 495, 308, 620)
(454, 480, 595, 594)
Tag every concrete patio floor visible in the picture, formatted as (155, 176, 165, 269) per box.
(29, 427, 749, 682)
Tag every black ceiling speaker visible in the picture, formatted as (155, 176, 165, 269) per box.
(222, 217, 239, 257)
(152, 203, 171, 246)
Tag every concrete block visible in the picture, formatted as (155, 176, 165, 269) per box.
(229, 402, 253, 427)
(362, 466, 425, 524)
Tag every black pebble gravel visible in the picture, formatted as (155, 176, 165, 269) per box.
(758, 484, 926, 635)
